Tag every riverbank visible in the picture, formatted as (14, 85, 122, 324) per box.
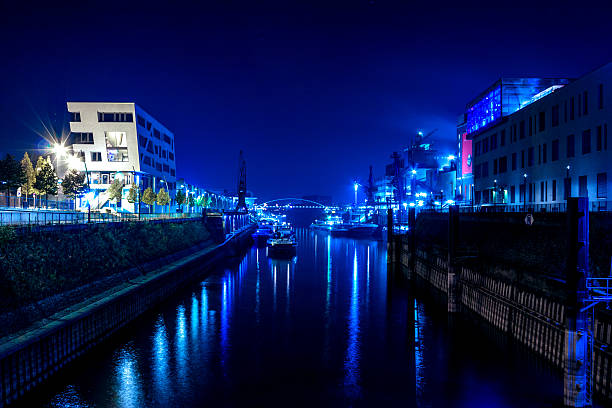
(0, 223, 255, 407)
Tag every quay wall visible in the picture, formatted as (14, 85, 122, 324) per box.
(395, 213, 612, 401)
(0, 224, 255, 407)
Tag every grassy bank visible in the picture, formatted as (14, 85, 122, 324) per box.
(0, 220, 211, 312)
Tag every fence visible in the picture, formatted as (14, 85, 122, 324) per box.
(0, 193, 75, 211)
(0, 209, 206, 226)
(419, 200, 612, 214)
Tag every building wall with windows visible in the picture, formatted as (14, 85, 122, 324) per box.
(66, 102, 177, 212)
(470, 62, 611, 210)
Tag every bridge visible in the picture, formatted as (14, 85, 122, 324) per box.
(255, 197, 335, 210)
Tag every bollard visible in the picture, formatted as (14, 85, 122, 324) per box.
(563, 197, 591, 407)
(447, 205, 460, 313)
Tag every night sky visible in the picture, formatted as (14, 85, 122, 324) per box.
(1, 1, 611, 202)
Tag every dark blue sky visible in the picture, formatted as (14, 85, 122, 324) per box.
(1, 1, 611, 202)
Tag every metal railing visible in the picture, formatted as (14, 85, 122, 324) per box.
(419, 200, 612, 214)
(586, 277, 612, 301)
(0, 208, 204, 226)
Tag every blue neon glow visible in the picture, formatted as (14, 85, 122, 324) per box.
(467, 85, 501, 134)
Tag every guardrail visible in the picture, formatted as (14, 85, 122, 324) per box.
(587, 277, 612, 301)
(0, 209, 205, 226)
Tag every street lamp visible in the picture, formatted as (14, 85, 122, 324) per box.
(493, 179, 497, 208)
(523, 173, 528, 212)
(354, 182, 358, 207)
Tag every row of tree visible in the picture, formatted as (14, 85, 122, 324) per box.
(1, 152, 214, 212)
(0, 152, 87, 207)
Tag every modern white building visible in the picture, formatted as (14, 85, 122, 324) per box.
(468, 62, 611, 211)
(66, 102, 177, 213)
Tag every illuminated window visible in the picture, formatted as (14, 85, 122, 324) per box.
(105, 131, 129, 162)
(466, 85, 501, 134)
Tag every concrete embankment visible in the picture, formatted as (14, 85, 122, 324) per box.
(390, 210, 612, 403)
(0, 223, 255, 407)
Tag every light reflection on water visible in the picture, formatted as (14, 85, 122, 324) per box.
(38, 228, 570, 408)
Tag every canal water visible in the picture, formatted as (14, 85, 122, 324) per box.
(26, 229, 572, 407)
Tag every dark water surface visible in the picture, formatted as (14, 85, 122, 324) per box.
(26, 229, 574, 407)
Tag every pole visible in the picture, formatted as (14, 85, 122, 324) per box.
(564, 197, 591, 407)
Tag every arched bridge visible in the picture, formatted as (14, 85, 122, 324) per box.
(256, 198, 331, 209)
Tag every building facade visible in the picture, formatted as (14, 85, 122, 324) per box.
(66, 102, 177, 212)
(469, 63, 610, 211)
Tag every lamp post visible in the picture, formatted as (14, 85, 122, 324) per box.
(523, 173, 528, 212)
(354, 182, 358, 207)
(493, 179, 497, 209)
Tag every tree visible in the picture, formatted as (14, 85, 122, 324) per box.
(20, 152, 36, 205)
(127, 183, 139, 204)
(33, 156, 57, 208)
(0, 154, 26, 207)
(107, 179, 124, 208)
(187, 194, 195, 211)
(62, 169, 86, 209)
(175, 189, 186, 211)
(142, 187, 157, 211)
(157, 188, 170, 212)
(202, 195, 212, 208)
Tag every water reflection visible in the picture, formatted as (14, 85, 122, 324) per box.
(36, 228, 570, 408)
(113, 343, 144, 408)
(152, 316, 170, 404)
(344, 246, 361, 398)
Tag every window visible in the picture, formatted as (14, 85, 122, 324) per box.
(156, 162, 162, 171)
(490, 133, 497, 150)
(597, 126, 603, 151)
(578, 95, 582, 117)
(168, 152, 174, 161)
(567, 134, 575, 158)
(162, 149, 167, 159)
(163, 134, 172, 144)
(146, 141, 154, 154)
(475, 141, 481, 156)
(570, 97, 575, 120)
(72, 132, 93, 144)
(163, 164, 169, 173)
(91, 152, 102, 161)
(510, 185, 516, 203)
(564, 177, 572, 199)
(482, 138, 489, 153)
(137, 115, 146, 127)
(529, 117, 533, 136)
(538, 111, 546, 132)
(138, 135, 148, 148)
(520, 120, 525, 139)
(542, 143, 547, 164)
(552, 139, 559, 161)
(583, 91, 588, 115)
(552, 105, 559, 127)
(564, 100, 568, 123)
(69, 112, 81, 122)
(579, 175, 587, 197)
(97, 112, 133, 122)
(528, 147, 534, 166)
(552, 180, 557, 201)
(521, 150, 525, 168)
(105, 131, 129, 162)
(541, 182, 545, 202)
(538, 145, 541, 165)
(520, 184, 525, 203)
(599, 84, 604, 110)
(146, 121, 152, 131)
(511, 152, 517, 171)
(493, 158, 498, 175)
(582, 129, 591, 154)
(170, 168, 176, 177)
(143, 156, 152, 166)
(153, 129, 161, 139)
(499, 156, 507, 173)
(597, 173, 607, 199)
(500, 130, 506, 146)
(512, 124, 518, 142)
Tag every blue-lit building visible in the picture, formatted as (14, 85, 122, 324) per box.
(468, 62, 611, 210)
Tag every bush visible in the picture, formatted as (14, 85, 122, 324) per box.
(0, 220, 211, 311)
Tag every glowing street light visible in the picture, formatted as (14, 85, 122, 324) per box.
(52, 142, 67, 158)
